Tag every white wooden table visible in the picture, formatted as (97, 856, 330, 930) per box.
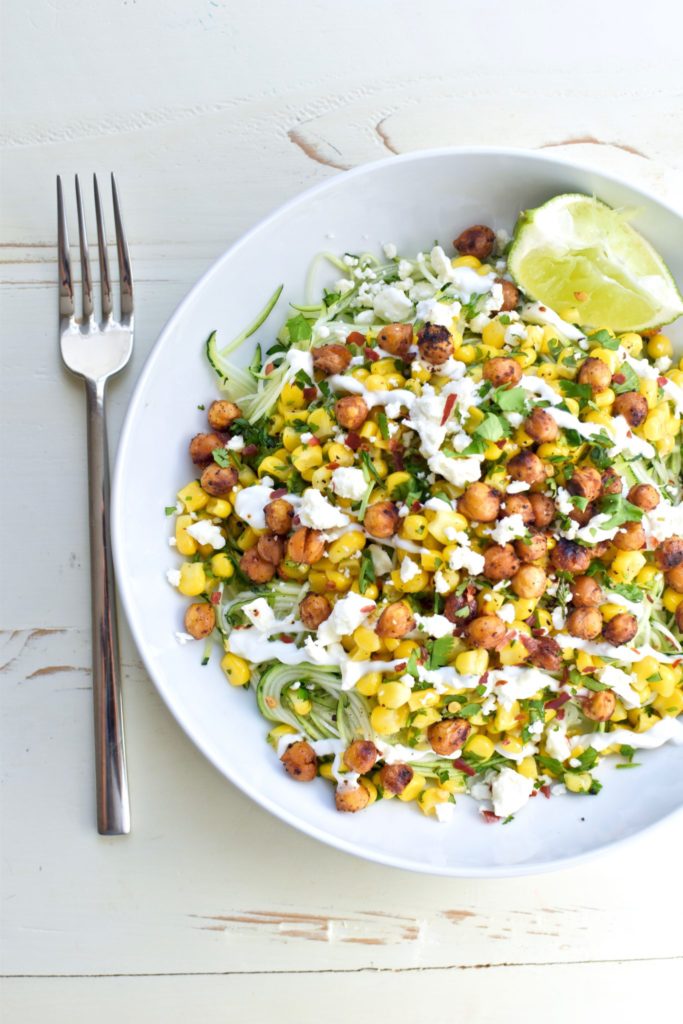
(2, 2, 683, 1019)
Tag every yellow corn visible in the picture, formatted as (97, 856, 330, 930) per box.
(205, 497, 231, 519)
(639, 378, 658, 406)
(397, 774, 426, 802)
(352, 625, 381, 654)
(307, 407, 334, 437)
(370, 705, 407, 735)
(178, 562, 206, 596)
(464, 734, 495, 759)
(257, 455, 290, 480)
(654, 690, 683, 716)
(418, 788, 453, 816)
(328, 531, 366, 564)
(454, 649, 489, 676)
(408, 688, 440, 711)
(619, 332, 643, 356)
(609, 550, 647, 584)
(494, 700, 520, 733)
(175, 514, 198, 556)
(457, 344, 477, 364)
(391, 566, 430, 593)
(565, 772, 592, 794)
(385, 471, 412, 497)
(595, 387, 615, 408)
(177, 480, 209, 513)
(291, 446, 323, 476)
(356, 671, 382, 696)
(482, 320, 507, 349)
(453, 254, 481, 268)
(221, 652, 250, 687)
(517, 756, 538, 780)
(591, 346, 619, 373)
(647, 334, 673, 359)
(438, 775, 467, 794)
(400, 514, 428, 541)
(280, 382, 305, 408)
(236, 527, 258, 552)
(210, 553, 234, 579)
(636, 564, 659, 586)
(326, 442, 354, 466)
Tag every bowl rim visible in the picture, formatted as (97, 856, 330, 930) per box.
(112, 145, 683, 876)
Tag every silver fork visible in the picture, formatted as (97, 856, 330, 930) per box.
(58, 174, 132, 835)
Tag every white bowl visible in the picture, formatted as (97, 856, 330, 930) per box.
(113, 148, 683, 876)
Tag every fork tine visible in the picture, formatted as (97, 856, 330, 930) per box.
(111, 174, 133, 318)
(57, 176, 74, 319)
(74, 174, 94, 319)
(93, 174, 113, 320)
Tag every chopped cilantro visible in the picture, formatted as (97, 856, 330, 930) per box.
(428, 636, 456, 670)
(164, 505, 177, 516)
(286, 313, 313, 343)
(212, 447, 231, 467)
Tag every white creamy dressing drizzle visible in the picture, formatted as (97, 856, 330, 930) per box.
(570, 717, 683, 752)
(554, 634, 683, 664)
(521, 302, 586, 341)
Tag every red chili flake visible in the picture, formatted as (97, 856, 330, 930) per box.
(210, 592, 221, 605)
(479, 671, 489, 688)
(556, 709, 566, 720)
(440, 393, 457, 426)
(242, 444, 258, 457)
(327, 461, 340, 470)
(364, 346, 379, 362)
(538, 306, 546, 312)
(279, 634, 295, 644)
(361, 605, 376, 613)
(346, 331, 365, 346)
(410, 499, 422, 512)
(307, 436, 321, 447)
(303, 386, 317, 402)
(452, 758, 477, 777)
(495, 439, 506, 448)
(658, 376, 669, 386)
(612, 373, 626, 385)
(540, 784, 552, 799)
(545, 692, 571, 710)
(481, 809, 501, 823)
(346, 431, 362, 450)
(264, 362, 274, 375)
(270, 488, 287, 499)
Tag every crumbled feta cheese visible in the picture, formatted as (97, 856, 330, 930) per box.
(551, 607, 566, 631)
(416, 298, 460, 328)
(427, 452, 483, 488)
(299, 432, 313, 445)
(225, 435, 245, 451)
(299, 488, 350, 530)
(234, 480, 276, 530)
(368, 544, 393, 576)
(384, 401, 402, 419)
(398, 259, 413, 279)
(242, 598, 276, 632)
(175, 631, 196, 645)
(448, 545, 486, 575)
(382, 242, 397, 260)
(399, 557, 421, 583)
(168, 537, 177, 547)
(642, 501, 683, 543)
(166, 569, 181, 587)
(434, 570, 450, 594)
(336, 278, 354, 294)
(486, 514, 527, 545)
(555, 487, 575, 517)
(317, 591, 375, 645)
(491, 768, 534, 818)
(545, 723, 571, 762)
(331, 466, 367, 501)
(354, 310, 375, 325)
(599, 664, 640, 709)
(408, 281, 435, 303)
(372, 285, 413, 322)
(608, 415, 655, 459)
(415, 613, 454, 639)
(186, 519, 226, 549)
(498, 603, 516, 624)
(506, 480, 530, 494)
(434, 801, 455, 824)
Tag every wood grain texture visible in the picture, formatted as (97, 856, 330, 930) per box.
(2, 0, 683, 1018)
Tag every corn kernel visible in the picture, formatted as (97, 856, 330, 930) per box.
(591, 346, 619, 373)
(455, 649, 489, 676)
(307, 407, 334, 438)
(177, 480, 209, 513)
(494, 701, 520, 733)
(565, 772, 592, 794)
(175, 514, 198, 556)
(205, 497, 231, 518)
(353, 625, 381, 654)
(370, 705, 407, 735)
(654, 690, 683, 716)
(482, 320, 507, 348)
(609, 550, 647, 584)
(397, 774, 426, 802)
(328, 531, 366, 564)
(648, 334, 673, 359)
(210, 553, 234, 579)
(619, 332, 643, 356)
(418, 787, 453, 816)
(280, 382, 305, 408)
(518, 756, 538, 780)
(453, 254, 481, 268)
(438, 775, 467, 794)
(356, 671, 382, 696)
(408, 688, 440, 712)
(325, 441, 354, 466)
(377, 682, 411, 708)
(178, 562, 206, 596)
(464, 733, 495, 759)
(220, 651, 251, 686)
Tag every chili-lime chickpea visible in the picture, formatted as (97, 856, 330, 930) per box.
(601, 467, 622, 496)
(571, 575, 603, 607)
(459, 482, 501, 522)
(454, 224, 495, 259)
(312, 344, 352, 375)
(299, 593, 331, 629)
(335, 783, 370, 812)
(377, 323, 413, 359)
(444, 585, 478, 625)
(511, 564, 546, 599)
(335, 395, 369, 430)
(207, 400, 242, 431)
(363, 501, 399, 539)
(569, 502, 596, 527)
(184, 602, 216, 639)
(666, 565, 683, 594)
(189, 432, 224, 466)
(507, 450, 546, 485)
(567, 467, 602, 502)
(603, 612, 638, 645)
(676, 603, 683, 632)
(529, 493, 555, 528)
(427, 718, 471, 756)
(503, 494, 535, 525)
(524, 407, 559, 443)
(551, 539, 592, 574)
(578, 356, 611, 393)
(264, 498, 295, 535)
(240, 547, 276, 583)
(613, 391, 648, 428)
(417, 323, 453, 365)
(567, 607, 603, 639)
(514, 531, 547, 563)
(286, 527, 325, 564)
(628, 484, 659, 511)
(465, 614, 508, 649)
(655, 538, 683, 571)
(483, 357, 522, 388)
(484, 543, 520, 581)
(582, 689, 616, 722)
(201, 463, 239, 496)
(498, 278, 519, 312)
(281, 740, 317, 781)
(613, 521, 646, 551)
(257, 533, 285, 565)
(523, 635, 562, 672)
(378, 763, 414, 795)
(343, 740, 378, 775)
(376, 601, 415, 639)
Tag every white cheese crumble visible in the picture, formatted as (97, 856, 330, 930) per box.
(368, 544, 393, 576)
(166, 569, 181, 587)
(427, 452, 483, 488)
(416, 298, 460, 328)
(414, 613, 454, 639)
(399, 557, 421, 583)
(299, 488, 350, 530)
(317, 592, 376, 645)
(486, 514, 528, 545)
(185, 519, 226, 549)
(233, 480, 277, 530)
(372, 285, 413, 322)
(242, 598, 276, 633)
(545, 723, 571, 763)
(331, 466, 367, 501)
(382, 242, 397, 260)
(225, 435, 245, 451)
(491, 768, 534, 818)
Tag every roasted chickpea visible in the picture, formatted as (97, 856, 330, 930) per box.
(207, 400, 241, 431)
(483, 356, 522, 388)
(335, 783, 371, 812)
(240, 547, 277, 583)
(676, 603, 683, 632)
(497, 278, 519, 312)
(201, 463, 239, 496)
(343, 740, 379, 775)
(529, 492, 555, 528)
(578, 356, 612, 393)
(655, 538, 683, 571)
(507, 450, 546, 485)
(566, 607, 603, 640)
(524, 407, 559, 443)
(522, 634, 562, 672)
(312, 344, 352, 375)
(299, 593, 332, 629)
(571, 575, 603, 607)
(582, 690, 616, 722)
(189, 432, 224, 466)
(376, 601, 415, 639)
(453, 224, 495, 259)
(602, 612, 638, 645)
(483, 543, 520, 581)
(335, 395, 369, 430)
(600, 467, 623, 496)
(377, 323, 414, 359)
(286, 527, 326, 564)
(613, 391, 648, 427)
(459, 482, 501, 522)
(567, 467, 602, 502)
(569, 502, 596, 527)
(257, 533, 285, 565)
(465, 614, 508, 649)
(514, 531, 547, 563)
(551, 539, 592, 574)
(363, 500, 399, 539)
(613, 522, 646, 551)
(427, 718, 471, 756)
(264, 498, 295, 535)
(511, 564, 546, 598)
(628, 484, 659, 511)
(378, 763, 414, 795)
(417, 323, 453, 365)
(444, 585, 478, 625)
(184, 602, 216, 639)
(503, 494, 535, 525)
(666, 565, 683, 594)
(281, 740, 317, 781)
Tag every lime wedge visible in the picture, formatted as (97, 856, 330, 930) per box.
(508, 194, 683, 333)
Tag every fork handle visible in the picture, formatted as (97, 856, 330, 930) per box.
(86, 377, 131, 835)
